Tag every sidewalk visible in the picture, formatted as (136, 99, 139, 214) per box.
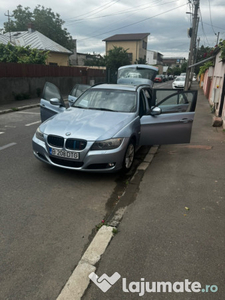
(82, 86, 225, 299)
(0, 97, 40, 114)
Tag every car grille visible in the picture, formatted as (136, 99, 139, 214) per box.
(66, 139, 87, 150)
(50, 157, 84, 168)
(48, 135, 64, 148)
(47, 135, 87, 150)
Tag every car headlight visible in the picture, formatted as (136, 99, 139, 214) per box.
(35, 127, 45, 142)
(91, 138, 123, 150)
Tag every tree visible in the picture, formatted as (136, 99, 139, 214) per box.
(84, 54, 106, 67)
(172, 67, 182, 76)
(195, 45, 214, 74)
(0, 43, 48, 64)
(4, 5, 74, 50)
(104, 46, 131, 83)
(105, 46, 131, 70)
(181, 62, 187, 73)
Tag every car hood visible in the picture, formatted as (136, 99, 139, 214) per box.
(41, 108, 136, 141)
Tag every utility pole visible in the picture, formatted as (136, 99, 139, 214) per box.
(184, 0, 200, 90)
(216, 32, 220, 45)
(4, 10, 13, 42)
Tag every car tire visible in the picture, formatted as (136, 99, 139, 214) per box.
(122, 139, 135, 172)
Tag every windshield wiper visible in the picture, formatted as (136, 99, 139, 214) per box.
(73, 106, 117, 112)
(73, 106, 89, 109)
(96, 108, 117, 112)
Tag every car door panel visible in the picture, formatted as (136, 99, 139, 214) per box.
(152, 89, 197, 113)
(140, 89, 197, 145)
(40, 99, 65, 122)
(140, 112, 194, 145)
(40, 82, 65, 122)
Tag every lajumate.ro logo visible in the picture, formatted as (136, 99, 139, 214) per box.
(89, 272, 218, 296)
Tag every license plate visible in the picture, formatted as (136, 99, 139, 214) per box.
(49, 148, 79, 160)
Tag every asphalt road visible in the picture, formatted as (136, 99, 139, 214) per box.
(0, 106, 151, 299)
(0, 80, 173, 299)
(82, 82, 225, 300)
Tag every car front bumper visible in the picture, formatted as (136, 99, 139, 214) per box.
(172, 84, 184, 89)
(32, 135, 130, 173)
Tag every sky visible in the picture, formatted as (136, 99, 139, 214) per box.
(0, 0, 224, 59)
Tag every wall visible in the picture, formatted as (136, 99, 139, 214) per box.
(106, 41, 140, 64)
(138, 38, 147, 61)
(46, 52, 70, 66)
(146, 50, 155, 65)
(201, 50, 225, 120)
(0, 63, 106, 104)
(202, 69, 211, 100)
(213, 52, 225, 118)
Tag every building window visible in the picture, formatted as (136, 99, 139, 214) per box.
(127, 53, 133, 62)
(49, 62, 58, 66)
(142, 41, 147, 50)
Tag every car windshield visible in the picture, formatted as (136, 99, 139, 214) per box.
(175, 77, 185, 81)
(73, 89, 137, 113)
(118, 67, 156, 80)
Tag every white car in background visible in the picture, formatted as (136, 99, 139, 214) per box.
(172, 76, 186, 89)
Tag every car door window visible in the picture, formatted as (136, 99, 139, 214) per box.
(153, 89, 197, 113)
(40, 82, 66, 122)
(43, 82, 62, 102)
(70, 85, 78, 97)
(140, 89, 198, 145)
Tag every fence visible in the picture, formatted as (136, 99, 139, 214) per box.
(0, 62, 106, 78)
(0, 63, 107, 104)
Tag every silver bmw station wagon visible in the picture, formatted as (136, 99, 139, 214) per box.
(32, 82, 197, 172)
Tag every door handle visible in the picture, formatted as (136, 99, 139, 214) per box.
(179, 118, 193, 123)
(41, 104, 45, 107)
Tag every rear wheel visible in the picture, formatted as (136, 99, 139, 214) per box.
(123, 140, 135, 172)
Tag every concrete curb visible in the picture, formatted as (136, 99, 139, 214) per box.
(56, 226, 115, 300)
(55, 146, 159, 300)
(0, 104, 40, 115)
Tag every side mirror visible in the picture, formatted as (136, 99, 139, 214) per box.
(50, 98, 61, 106)
(150, 106, 162, 116)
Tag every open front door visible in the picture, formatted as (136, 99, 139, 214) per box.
(40, 82, 66, 122)
(140, 89, 198, 145)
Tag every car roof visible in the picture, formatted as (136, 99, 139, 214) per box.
(91, 83, 148, 91)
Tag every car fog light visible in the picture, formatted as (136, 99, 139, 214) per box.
(108, 162, 115, 167)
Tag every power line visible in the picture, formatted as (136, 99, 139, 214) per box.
(74, 0, 166, 39)
(66, 0, 163, 25)
(208, 0, 216, 34)
(78, 3, 187, 42)
(65, 0, 121, 23)
(202, 21, 225, 31)
(199, 9, 210, 45)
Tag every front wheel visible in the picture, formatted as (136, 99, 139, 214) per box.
(122, 140, 135, 172)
